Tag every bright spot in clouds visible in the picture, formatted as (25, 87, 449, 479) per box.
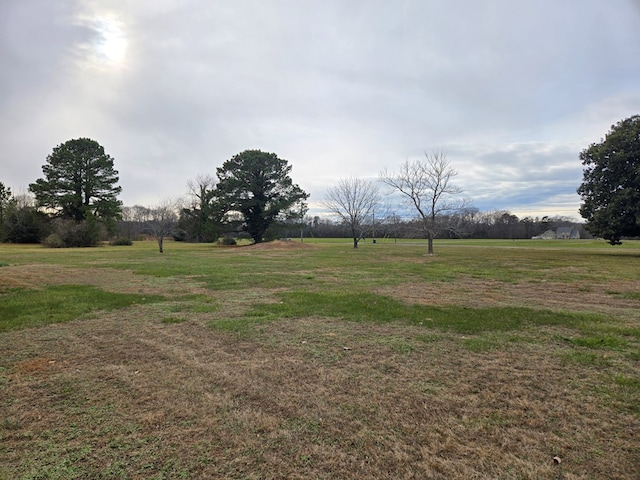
(76, 14, 127, 67)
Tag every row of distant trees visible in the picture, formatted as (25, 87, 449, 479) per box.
(1, 114, 638, 250)
(114, 201, 585, 246)
(293, 211, 588, 242)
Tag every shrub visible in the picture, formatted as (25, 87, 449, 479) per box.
(172, 229, 187, 242)
(109, 238, 133, 246)
(218, 236, 237, 246)
(42, 234, 65, 248)
(42, 219, 104, 248)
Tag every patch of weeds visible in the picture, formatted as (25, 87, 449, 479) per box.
(462, 337, 500, 352)
(99, 461, 129, 478)
(611, 375, 640, 415)
(566, 335, 627, 350)
(165, 298, 218, 316)
(188, 302, 218, 313)
(417, 379, 446, 394)
(174, 294, 219, 313)
(20, 443, 92, 479)
(561, 351, 612, 367)
(415, 333, 441, 343)
(287, 416, 322, 436)
(167, 303, 185, 313)
(209, 311, 277, 334)
(614, 375, 640, 389)
(615, 325, 640, 340)
(465, 412, 512, 428)
(0, 285, 165, 332)
(2, 416, 21, 431)
(625, 350, 640, 361)
(505, 333, 531, 344)
(161, 316, 186, 324)
(606, 290, 640, 300)
(389, 340, 415, 355)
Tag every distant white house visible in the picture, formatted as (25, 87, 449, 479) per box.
(532, 227, 580, 240)
(556, 226, 581, 239)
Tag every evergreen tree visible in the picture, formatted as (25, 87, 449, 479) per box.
(578, 115, 640, 245)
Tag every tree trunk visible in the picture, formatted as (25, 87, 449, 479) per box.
(353, 237, 359, 249)
(427, 235, 434, 255)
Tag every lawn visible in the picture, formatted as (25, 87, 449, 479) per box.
(1, 239, 639, 479)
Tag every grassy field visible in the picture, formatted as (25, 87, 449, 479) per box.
(0, 239, 638, 479)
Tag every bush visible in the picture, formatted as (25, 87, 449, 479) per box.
(218, 236, 237, 246)
(42, 234, 65, 248)
(172, 229, 188, 242)
(42, 219, 104, 248)
(4, 208, 50, 243)
(109, 238, 133, 246)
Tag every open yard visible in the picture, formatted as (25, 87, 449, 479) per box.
(1, 239, 639, 479)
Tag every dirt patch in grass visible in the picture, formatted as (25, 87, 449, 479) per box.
(12, 357, 58, 375)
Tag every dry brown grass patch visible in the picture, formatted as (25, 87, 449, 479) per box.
(2, 310, 637, 479)
(378, 277, 640, 320)
(245, 239, 318, 250)
(0, 264, 210, 298)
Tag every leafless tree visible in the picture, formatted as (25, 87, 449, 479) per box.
(149, 198, 179, 253)
(183, 174, 222, 242)
(380, 152, 465, 254)
(187, 174, 216, 210)
(323, 177, 380, 248)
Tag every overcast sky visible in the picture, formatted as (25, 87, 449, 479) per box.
(2, 0, 639, 220)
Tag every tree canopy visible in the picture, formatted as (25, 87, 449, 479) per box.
(577, 115, 640, 245)
(215, 150, 309, 243)
(29, 138, 122, 224)
(0, 182, 15, 241)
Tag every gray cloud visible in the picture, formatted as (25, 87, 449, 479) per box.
(2, 0, 639, 220)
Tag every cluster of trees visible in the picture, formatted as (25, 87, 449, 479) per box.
(1, 139, 124, 247)
(0, 184, 48, 244)
(1, 114, 638, 250)
(1, 140, 308, 250)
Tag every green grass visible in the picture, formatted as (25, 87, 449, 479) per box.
(236, 290, 607, 334)
(1, 239, 639, 478)
(0, 285, 165, 331)
(566, 335, 628, 350)
(161, 316, 187, 324)
(562, 351, 612, 366)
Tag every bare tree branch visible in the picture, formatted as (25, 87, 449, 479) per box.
(380, 152, 464, 254)
(322, 177, 380, 248)
(149, 198, 179, 253)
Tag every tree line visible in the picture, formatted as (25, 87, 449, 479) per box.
(1, 114, 638, 250)
(296, 210, 588, 243)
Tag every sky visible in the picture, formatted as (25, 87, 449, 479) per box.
(2, 0, 639, 221)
